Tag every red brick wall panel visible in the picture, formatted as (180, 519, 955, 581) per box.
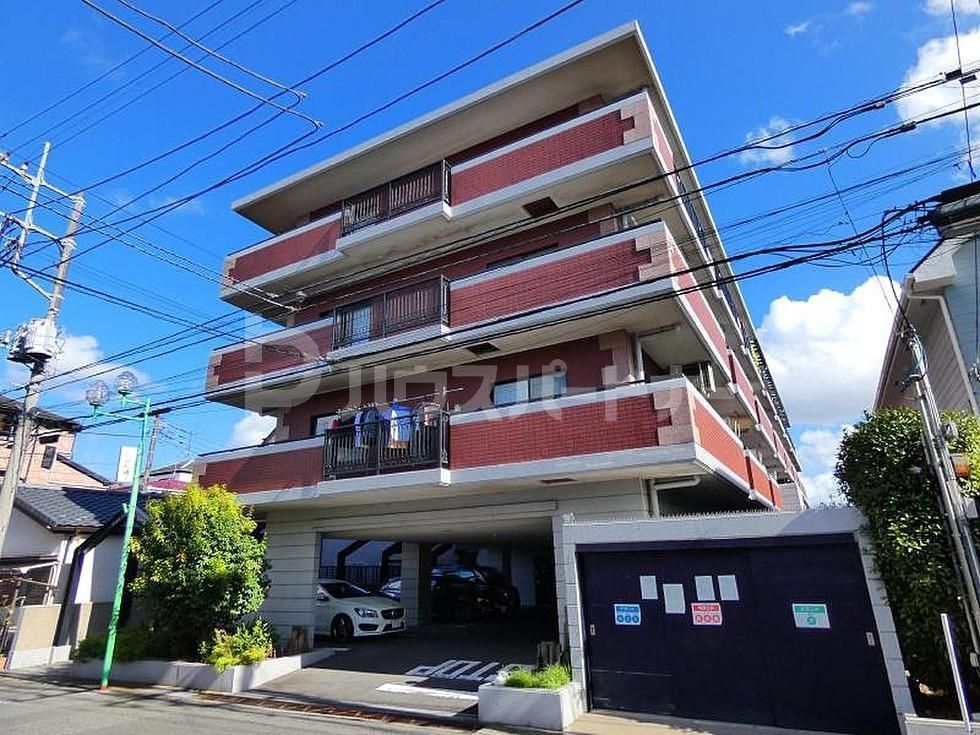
(451, 112, 632, 204)
(451, 395, 670, 469)
(451, 240, 645, 326)
(213, 325, 332, 386)
(692, 399, 749, 484)
(200, 445, 322, 494)
(229, 217, 341, 283)
(728, 351, 755, 407)
(293, 213, 600, 326)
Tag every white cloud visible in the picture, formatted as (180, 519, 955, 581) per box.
(738, 116, 797, 166)
(845, 1, 873, 16)
(925, 0, 980, 17)
(148, 194, 206, 217)
(797, 426, 851, 506)
(896, 26, 980, 127)
(785, 20, 813, 37)
(6, 333, 150, 404)
(229, 413, 276, 448)
(60, 27, 115, 72)
(758, 276, 897, 425)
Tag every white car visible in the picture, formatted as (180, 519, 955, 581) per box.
(314, 579, 406, 642)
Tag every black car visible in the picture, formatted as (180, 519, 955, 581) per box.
(379, 566, 520, 622)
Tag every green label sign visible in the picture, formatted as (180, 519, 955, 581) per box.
(792, 603, 830, 629)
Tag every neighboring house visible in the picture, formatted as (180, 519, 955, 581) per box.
(877, 181, 980, 413)
(0, 485, 151, 669)
(0, 396, 111, 489)
(195, 24, 805, 648)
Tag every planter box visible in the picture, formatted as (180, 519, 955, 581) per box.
(905, 714, 980, 734)
(478, 680, 585, 731)
(61, 648, 334, 693)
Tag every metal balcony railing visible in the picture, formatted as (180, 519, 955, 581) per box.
(323, 408, 449, 479)
(341, 160, 451, 236)
(332, 276, 449, 350)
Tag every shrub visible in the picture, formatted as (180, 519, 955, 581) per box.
(130, 484, 268, 659)
(201, 619, 277, 673)
(504, 664, 571, 689)
(836, 408, 980, 691)
(74, 625, 159, 662)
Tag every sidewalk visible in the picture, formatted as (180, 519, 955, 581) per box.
(568, 711, 841, 735)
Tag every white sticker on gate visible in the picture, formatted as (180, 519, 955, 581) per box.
(639, 575, 658, 600)
(663, 584, 685, 614)
(613, 603, 641, 625)
(718, 574, 740, 601)
(695, 575, 715, 601)
(691, 602, 723, 626)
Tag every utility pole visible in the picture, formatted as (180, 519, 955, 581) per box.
(0, 144, 85, 554)
(905, 327, 980, 663)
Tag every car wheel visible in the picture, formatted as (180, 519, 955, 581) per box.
(331, 614, 354, 643)
(454, 599, 477, 623)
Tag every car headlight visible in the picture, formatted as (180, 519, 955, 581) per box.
(353, 607, 378, 618)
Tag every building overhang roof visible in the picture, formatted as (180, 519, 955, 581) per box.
(232, 22, 665, 233)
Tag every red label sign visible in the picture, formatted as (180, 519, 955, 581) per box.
(691, 602, 723, 626)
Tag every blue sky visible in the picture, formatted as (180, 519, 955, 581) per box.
(0, 0, 975, 500)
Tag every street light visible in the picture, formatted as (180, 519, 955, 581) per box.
(86, 371, 152, 692)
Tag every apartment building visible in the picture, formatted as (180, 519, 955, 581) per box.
(196, 23, 805, 649)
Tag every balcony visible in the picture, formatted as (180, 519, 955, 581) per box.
(341, 161, 450, 235)
(333, 277, 449, 350)
(219, 90, 671, 313)
(197, 379, 786, 510)
(323, 409, 449, 479)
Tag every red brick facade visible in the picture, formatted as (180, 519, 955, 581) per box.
(451, 239, 646, 326)
(451, 394, 671, 469)
(210, 324, 332, 387)
(692, 398, 750, 485)
(227, 216, 341, 283)
(199, 444, 322, 494)
(450, 111, 634, 205)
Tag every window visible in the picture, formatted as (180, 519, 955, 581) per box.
(41, 445, 56, 469)
(311, 413, 339, 436)
(492, 371, 567, 407)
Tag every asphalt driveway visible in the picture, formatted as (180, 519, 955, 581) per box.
(255, 609, 555, 719)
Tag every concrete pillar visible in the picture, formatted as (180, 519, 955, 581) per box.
(400, 542, 433, 627)
(259, 514, 318, 650)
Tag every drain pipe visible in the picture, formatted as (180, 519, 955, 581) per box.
(633, 333, 646, 383)
(645, 476, 702, 517)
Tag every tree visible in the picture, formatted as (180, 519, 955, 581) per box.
(836, 408, 980, 691)
(130, 484, 267, 658)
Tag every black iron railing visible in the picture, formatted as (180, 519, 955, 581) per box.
(324, 409, 449, 479)
(332, 277, 449, 350)
(676, 176, 706, 242)
(341, 160, 451, 235)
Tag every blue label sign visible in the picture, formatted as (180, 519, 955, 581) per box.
(614, 603, 641, 626)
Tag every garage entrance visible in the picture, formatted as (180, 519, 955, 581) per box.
(578, 535, 898, 734)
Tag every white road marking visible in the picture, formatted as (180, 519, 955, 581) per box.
(376, 683, 479, 701)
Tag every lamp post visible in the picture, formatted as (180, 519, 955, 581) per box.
(85, 371, 151, 691)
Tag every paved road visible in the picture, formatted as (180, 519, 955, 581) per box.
(0, 675, 497, 735)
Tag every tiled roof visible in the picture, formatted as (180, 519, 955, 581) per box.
(0, 396, 82, 432)
(15, 485, 153, 532)
(56, 453, 112, 487)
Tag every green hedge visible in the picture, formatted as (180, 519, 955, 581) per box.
(836, 408, 980, 691)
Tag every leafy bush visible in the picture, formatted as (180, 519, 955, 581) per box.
(836, 408, 980, 691)
(74, 625, 160, 662)
(504, 664, 571, 689)
(130, 484, 268, 659)
(201, 619, 277, 673)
